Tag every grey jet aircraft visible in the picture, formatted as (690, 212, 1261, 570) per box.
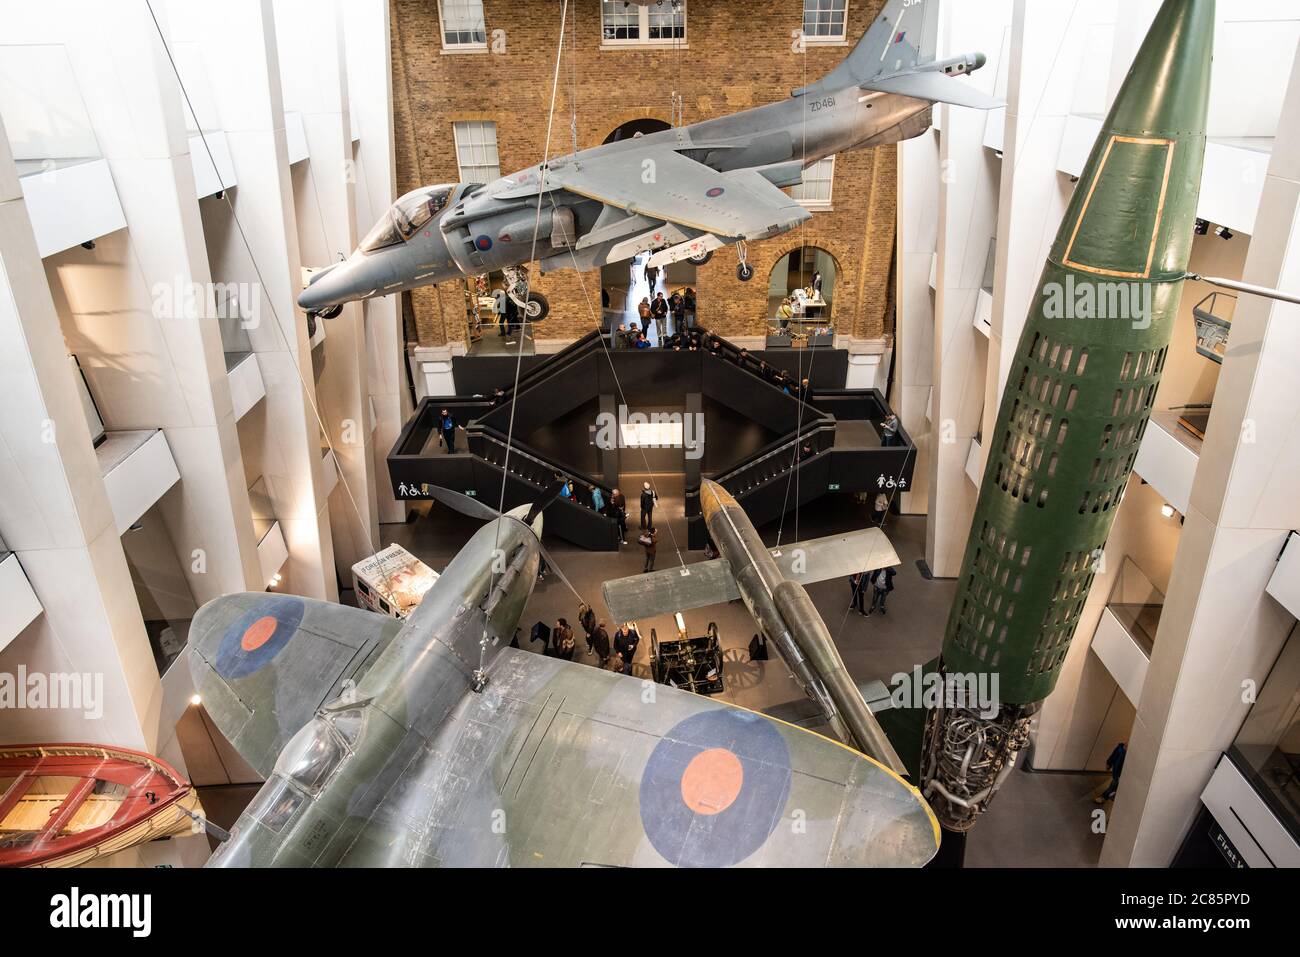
(189, 490, 939, 867)
(297, 0, 995, 321)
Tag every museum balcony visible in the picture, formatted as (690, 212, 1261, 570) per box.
(1132, 409, 1202, 517)
(1090, 556, 1164, 706)
(0, 533, 42, 657)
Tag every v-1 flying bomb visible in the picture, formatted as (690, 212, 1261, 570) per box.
(603, 479, 906, 772)
(297, 0, 995, 321)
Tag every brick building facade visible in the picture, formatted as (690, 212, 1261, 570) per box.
(391, 0, 897, 348)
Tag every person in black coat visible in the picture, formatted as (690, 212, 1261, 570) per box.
(578, 602, 597, 652)
(591, 621, 611, 668)
(650, 292, 668, 340)
(437, 408, 460, 454)
(848, 572, 867, 616)
(1097, 742, 1127, 802)
(613, 624, 640, 675)
(867, 565, 896, 615)
(639, 482, 657, 529)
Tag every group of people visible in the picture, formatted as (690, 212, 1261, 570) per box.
(548, 603, 640, 675)
(849, 565, 897, 617)
(612, 286, 696, 348)
(576, 480, 655, 560)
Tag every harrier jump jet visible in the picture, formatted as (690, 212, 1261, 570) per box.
(189, 489, 938, 867)
(297, 0, 995, 320)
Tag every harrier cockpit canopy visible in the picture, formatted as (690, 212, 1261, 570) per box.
(360, 185, 456, 253)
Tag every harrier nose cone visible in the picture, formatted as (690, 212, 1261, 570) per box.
(297, 262, 352, 312)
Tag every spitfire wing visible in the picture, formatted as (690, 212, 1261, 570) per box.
(334, 650, 939, 867)
(545, 145, 812, 241)
(601, 528, 900, 621)
(188, 593, 405, 776)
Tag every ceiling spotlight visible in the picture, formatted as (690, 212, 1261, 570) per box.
(80, 240, 96, 250)
(272, 573, 282, 583)
(1160, 503, 1175, 518)
(268, 579, 278, 589)
(1194, 219, 1209, 235)
(1215, 225, 1234, 240)
(189, 693, 202, 707)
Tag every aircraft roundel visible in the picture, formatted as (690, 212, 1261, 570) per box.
(475, 234, 493, 251)
(214, 596, 305, 679)
(706, 186, 725, 198)
(639, 709, 792, 867)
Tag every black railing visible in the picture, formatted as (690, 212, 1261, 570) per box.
(467, 423, 614, 515)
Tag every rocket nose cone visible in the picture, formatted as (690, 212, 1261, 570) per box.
(700, 479, 737, 522)
(1108, 0, 1214, 136)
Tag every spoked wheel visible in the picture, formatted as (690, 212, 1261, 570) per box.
(736, 262, 755, 282)
(688, 249, 714, 266)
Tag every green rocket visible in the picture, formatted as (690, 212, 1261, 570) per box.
(918, 0, 1215, 833)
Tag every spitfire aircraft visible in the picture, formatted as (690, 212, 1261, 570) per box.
(189, 488, 939, 867)
(297, 0, 996, 321)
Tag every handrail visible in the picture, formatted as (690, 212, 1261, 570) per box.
(491, 329, 605, 406)
(685, 418, 836, 514)
(466, 422, 615, 516)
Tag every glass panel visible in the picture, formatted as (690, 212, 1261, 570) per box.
(246, 776, 306, 833)
(441, 0, 487, 46)
(248, 476, 276, 543)
(360, 210, 403, 252)
(1232, 630, 1300, 835)
(0, 45, 102, 172)
(803, 0, 847, 39)
(273, 718, 347, 795)
(1105, 556, 1164, 654)
(392, 186, 452, 239)
(453, 121, 500, 182)
(123, 501, 201, 675)
(648, 1, 686, 40)
(791, 156, 835, 206)
(601, 0, 641, 41)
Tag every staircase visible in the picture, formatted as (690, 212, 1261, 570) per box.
(388, 327, 913, 551)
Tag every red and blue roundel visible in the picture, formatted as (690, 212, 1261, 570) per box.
(639, 709, 792, 867)
(214, 596, 305, 679)
(705, 186, 725, 198)
(474, 234, 493, 251)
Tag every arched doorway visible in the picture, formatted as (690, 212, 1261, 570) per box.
(767, 246, 837, 339)
(603, 117, 671, 144)
(599, 118, 694, 343)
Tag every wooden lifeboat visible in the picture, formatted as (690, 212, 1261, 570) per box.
(0, 744, 201, 867)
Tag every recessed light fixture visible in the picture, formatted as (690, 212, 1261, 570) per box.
(1161, 503, 1175, 518)
(189, 693, 202, 707)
